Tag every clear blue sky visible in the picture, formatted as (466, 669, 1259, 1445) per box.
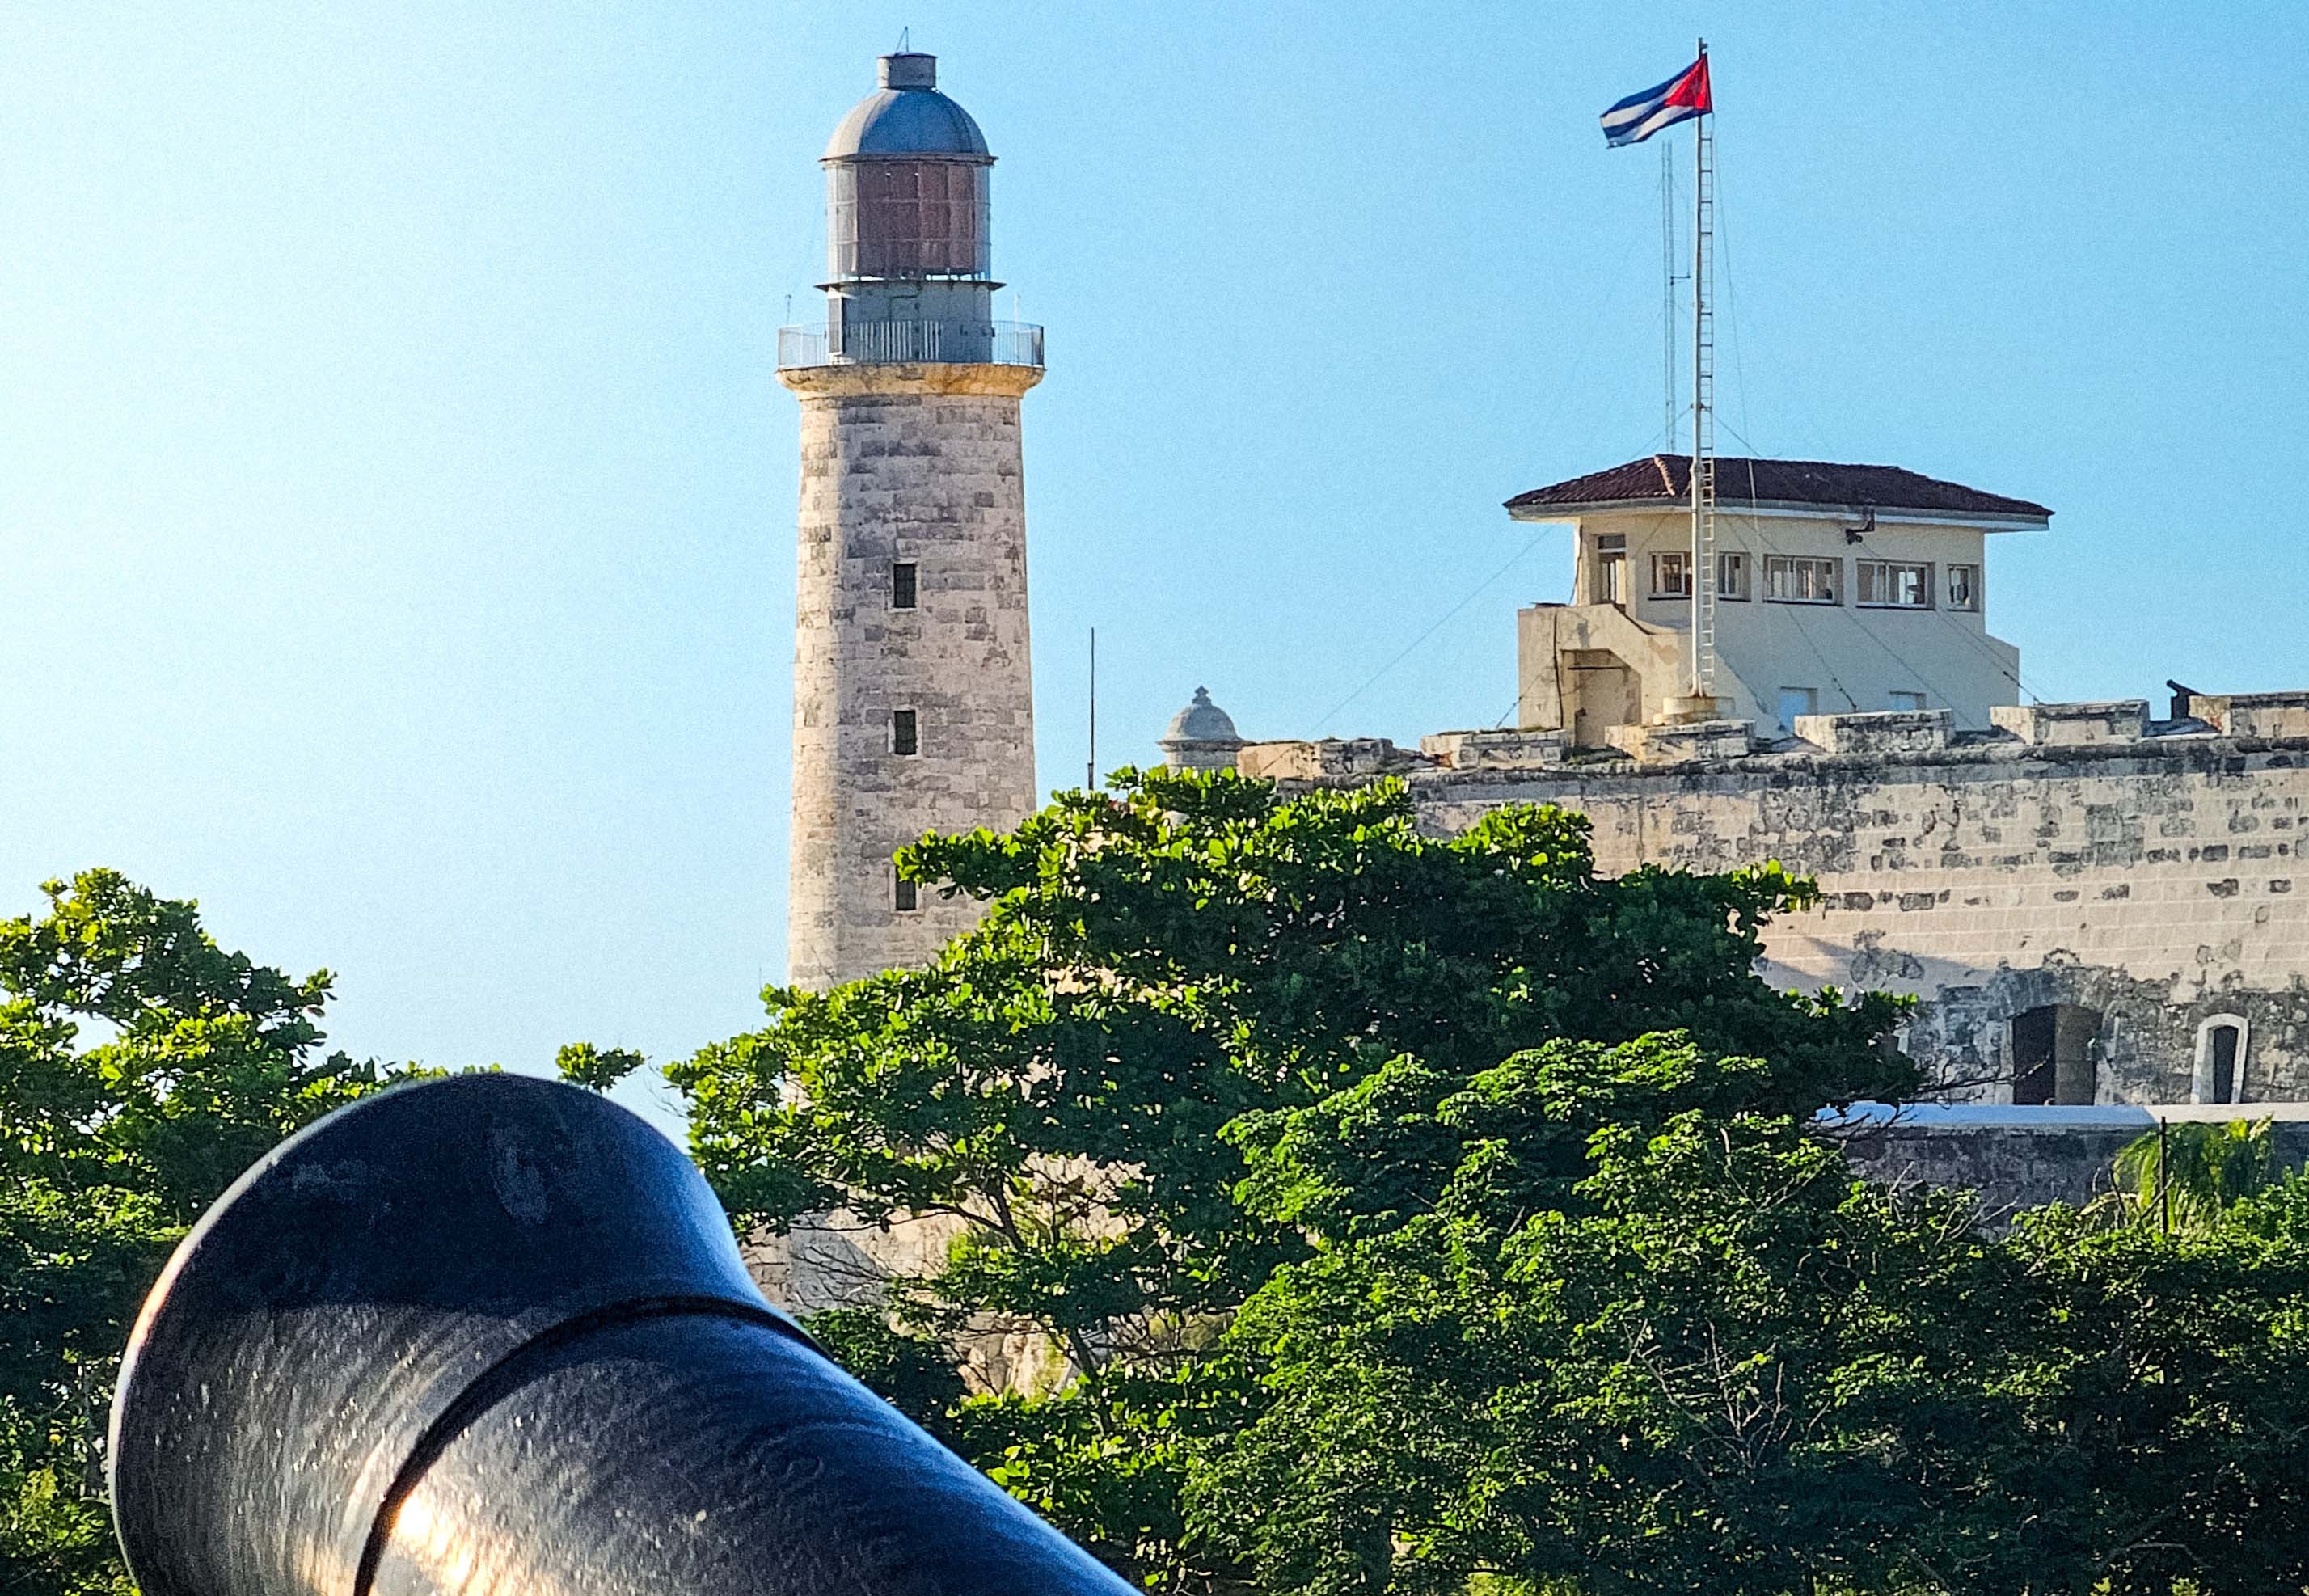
(2, 2, 2302, 1111)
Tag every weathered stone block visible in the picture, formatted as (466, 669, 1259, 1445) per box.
(1990, 699, 2151, 745)
(1239, 737, 1420, 781)
(1606, 718, 1755, 765)
(2193, 692, 2309, 741)
(1420, 728, 1568, 771)
(1793, 708, 1954, 755)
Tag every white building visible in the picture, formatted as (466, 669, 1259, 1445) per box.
(1506, 455, 2046, 746)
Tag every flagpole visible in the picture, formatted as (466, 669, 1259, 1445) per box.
(1688, 39, 1716, 703)
(1662, 140, 1676, 455)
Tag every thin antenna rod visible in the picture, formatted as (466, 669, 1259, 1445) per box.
(1087, 627, 1098, 792)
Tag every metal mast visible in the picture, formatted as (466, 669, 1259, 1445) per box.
(1661, 140, 1678, 454)
(1687, 40, 1717, 700)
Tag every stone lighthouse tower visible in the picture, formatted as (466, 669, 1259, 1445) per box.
(779, 52, 1043, 991)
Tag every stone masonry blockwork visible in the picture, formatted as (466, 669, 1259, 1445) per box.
(1398, 733, 2309, 1102)
(784, 365, 1040, 990)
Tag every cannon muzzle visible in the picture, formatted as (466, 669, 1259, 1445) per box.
(110, 1072, 1133, 1596)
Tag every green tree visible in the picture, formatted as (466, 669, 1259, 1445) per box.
(1205, 1053, 2309, 1596)
(1982, 1189, 2309, 1595)
(2110, 1117, 2279, 1233)
(671, 771, 1911, 1587)
(0, 869, 420, 1595)
(1200, 1041, 2016, 1596)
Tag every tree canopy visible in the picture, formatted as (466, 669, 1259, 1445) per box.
(1206, 1044, 2309, 1594)
(668, 771, 1916, 1587)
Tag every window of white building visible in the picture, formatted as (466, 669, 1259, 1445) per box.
(1947, 564, 1979, 611)
(1592, 534, 1628, 606)
(1856, 560, 1934, 609)
(891, 559, 918, 610)
(1765, 555, 1840, 604)
(1718, 551, 1750, 600)
(892, 707, 919, 757)
(894, 868, 919, 913)
(1650, 551, 1691, 598)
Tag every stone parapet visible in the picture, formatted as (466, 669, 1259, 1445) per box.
(1793, 708, 1954, 756)
(2189, 691, 2309, 741)
(1420, 728, 1567, 771)
(1990, 699, 2151, 746)
(1237, 737, 1423, 782)
(1606, 718, 1756, 766)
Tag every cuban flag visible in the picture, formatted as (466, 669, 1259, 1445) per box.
(1600, 54, 1712, 147)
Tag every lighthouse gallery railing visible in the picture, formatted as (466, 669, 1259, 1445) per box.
(776, 318, 1044, 370)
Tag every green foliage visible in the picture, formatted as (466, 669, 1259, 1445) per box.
(672, 771, 1912, 1589)
(2110, 1117, 2278, 1232)
(1209, 1063, 2309, 1596)
(555, 1041, 648, 1093)
(0, 869, 418, 1594)
(1205, 1055, 2008, 1595)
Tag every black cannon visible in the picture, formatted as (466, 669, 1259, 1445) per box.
(109, 1072, 1133, 1596)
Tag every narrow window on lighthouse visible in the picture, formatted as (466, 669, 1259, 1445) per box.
(891, 560, 918, 610)
(892, 708, 919, 757)
(893, 871, 919, 913)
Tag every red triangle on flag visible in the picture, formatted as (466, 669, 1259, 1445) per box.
(1663, 57, 1712, 114)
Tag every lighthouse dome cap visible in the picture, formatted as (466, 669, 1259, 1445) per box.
(824, 53, 991, 160)
(1163, 687, 1243, 745)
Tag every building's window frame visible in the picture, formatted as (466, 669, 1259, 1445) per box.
(1591, 533, 1628, 606)
(1947, 563, 1980, 612)
(1649, 550, 1691, 599)
(1764, 555, 1841, 605)
(893, 866, 919, 914)
(1776, 686, 1818, 729)
(891, 559, 919, 611)
(1717, 550, 1750, 601)
(1856, 559, 1935, 610)
(2193, 1014, 2251, 1104)
(1889, 690, 1927, 711)
(891, 707, 919, 758)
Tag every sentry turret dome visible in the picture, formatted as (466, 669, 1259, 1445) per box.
(1159, 688, 1247, 772)
(823, 53, 991, 160)
(822, 53, 994, 282)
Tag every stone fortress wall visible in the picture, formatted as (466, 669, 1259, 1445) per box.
(1826, 1104, 2309, 1220)
(1241, 690, 2309, 1105)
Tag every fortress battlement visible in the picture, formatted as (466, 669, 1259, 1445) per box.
(1224, 687, 2309, 1113)
(1237, 690, 2309, 787)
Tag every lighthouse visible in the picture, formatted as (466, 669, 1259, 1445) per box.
(779, 53, 1043, 991)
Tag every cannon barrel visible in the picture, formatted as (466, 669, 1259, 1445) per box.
(110, 1073, 1133, 1596)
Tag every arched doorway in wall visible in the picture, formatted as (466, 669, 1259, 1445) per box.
(2011, 1003, 2102, 1106)
(2193, 1015, 2251, 1104)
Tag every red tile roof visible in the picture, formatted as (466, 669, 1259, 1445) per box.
(1505, 455, 2051, 522)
